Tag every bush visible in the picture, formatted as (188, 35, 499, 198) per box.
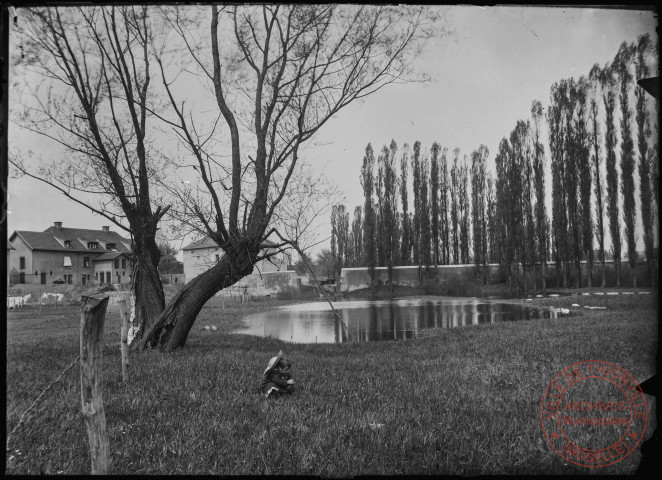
(422, 271, 481, 297)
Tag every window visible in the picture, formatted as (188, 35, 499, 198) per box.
(64, 240, 71, 248)
(121, 258, 126, 269)
(114, 259, 120, 269)
(106, 243, 116, 251)
(19, 256, 25, 270)
(215, 254, 220, 262)
(88, 242, 98, 249)
(64, 256, 72, 268)
(83, 257, 90, 268)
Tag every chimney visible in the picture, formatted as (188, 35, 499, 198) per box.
(54, 221, 62, 230)
(102, 226, 110, 232)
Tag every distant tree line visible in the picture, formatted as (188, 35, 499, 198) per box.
(326, 34, 658, 291)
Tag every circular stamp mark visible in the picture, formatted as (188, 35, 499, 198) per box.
(540, 360, 648, 468)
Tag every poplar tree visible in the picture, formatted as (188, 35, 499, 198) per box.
(548, 81, 570, 287)
(400, 144, 411, 265)
(361, 144, 377, 285)
(430, 143, 441, 267)
(636, 33, 655, 286)
(459, 158, 471, 265)
(603, 64, 622, 287)
(420, 154, 432, 277)
(531, 100, 548, 291)
(589, 65, 607, 287)
(615, 42, 637, 287)
(383, 140, 399, 284)
(486, 172, 498, 264)
(471, 145, 489, 283)
(351, 206, 363, 267)
(375, 148, 386, 267)
(450, 148, 460, 264)
(412, 141, 423, 266)
(564, 79, 583, 288)
(574, 77, 593, 288)
(440, 147, 450, 265)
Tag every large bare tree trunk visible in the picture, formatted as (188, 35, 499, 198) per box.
(130, 228, 166, 347)
(137, 243, 256, 352)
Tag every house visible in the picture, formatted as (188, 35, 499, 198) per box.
(182, 237, 292, 283)
(8, 222, 133, 286)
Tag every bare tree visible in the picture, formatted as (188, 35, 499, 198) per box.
(12, 6, 170, 343)
(137, 5, 442, 350)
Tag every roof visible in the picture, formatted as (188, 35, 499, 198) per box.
(92, 251, 127, 261)
(7, 241, 15, 250)
(9, 226, 131, 254)
(182, 236, 278, 251)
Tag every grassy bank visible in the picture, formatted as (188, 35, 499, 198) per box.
(5, 291, 658, 475)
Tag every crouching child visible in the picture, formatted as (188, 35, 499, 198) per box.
(260, 350, 295, 398)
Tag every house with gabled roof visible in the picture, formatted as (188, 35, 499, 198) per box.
(181, 236, 298, 295)
(8, 221, 134, 286)
(182, 236, 292, 283)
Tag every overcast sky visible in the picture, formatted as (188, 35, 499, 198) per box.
(7, 5, 659, 260)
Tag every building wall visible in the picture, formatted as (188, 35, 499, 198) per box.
(8, 235, 33, 279)
(340, 264, 499, 292)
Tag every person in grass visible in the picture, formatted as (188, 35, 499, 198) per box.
(260, 350, 295, 398)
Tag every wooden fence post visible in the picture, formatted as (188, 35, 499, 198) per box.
(80, 295, 111, 474)
(118, 299, 130, 383)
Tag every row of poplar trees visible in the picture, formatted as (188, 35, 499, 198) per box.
(329, 34, 658, 291)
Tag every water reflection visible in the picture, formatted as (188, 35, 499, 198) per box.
(233, 298, 559, 344)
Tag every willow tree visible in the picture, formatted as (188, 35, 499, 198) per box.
(140, 5, 442, 350)
(615, 42, 637, 287)
(12, 7, 169, 343)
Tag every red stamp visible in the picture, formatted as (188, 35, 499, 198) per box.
(540, 360, 648, 468)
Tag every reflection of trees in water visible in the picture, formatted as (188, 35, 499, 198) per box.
(239, 300, 555, 343)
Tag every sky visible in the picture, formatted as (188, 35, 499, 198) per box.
(6, 5, 659, 261)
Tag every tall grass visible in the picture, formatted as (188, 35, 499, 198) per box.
(5, 293, 658, 475)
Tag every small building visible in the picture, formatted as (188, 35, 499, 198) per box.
(182, 237, 291, 283)
(8, 222, 133, 286)
(181, 236, 298, 295)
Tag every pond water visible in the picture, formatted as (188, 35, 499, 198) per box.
(233, 297, 561, 344)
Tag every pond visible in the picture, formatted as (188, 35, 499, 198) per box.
(233, 297, 561, 344)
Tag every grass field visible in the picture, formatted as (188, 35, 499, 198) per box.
(5, 290, 658, 475)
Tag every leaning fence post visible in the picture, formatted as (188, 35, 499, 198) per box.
(80, 295, 111, 475)
(118, 299, 130, 383)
